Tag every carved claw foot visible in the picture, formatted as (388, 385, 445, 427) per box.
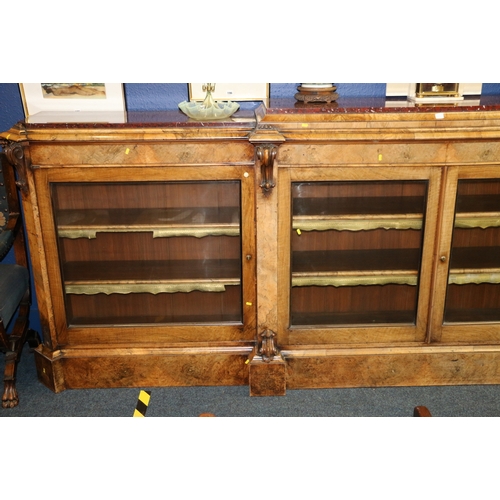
(2, 380, 19, 408)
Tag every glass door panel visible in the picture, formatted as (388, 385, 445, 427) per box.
(51, 181, 243, 326)
(444, 179, 500, 323)
(291, 180, 428, 327)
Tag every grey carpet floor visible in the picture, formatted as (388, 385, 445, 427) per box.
(3, 345, 500, 417)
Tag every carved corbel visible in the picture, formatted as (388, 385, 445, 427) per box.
(258, 329, 278, 362)
(1, 141, 30, 195)
(249, 123, 285, 196)
(256, 144, 277, 194)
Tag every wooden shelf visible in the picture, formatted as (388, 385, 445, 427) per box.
(291, 309, 417, 326)
(455, 195, 500, 228)
(455, 213, 500, 229)
(449, 271, 500, 285)
(444, 308, 500, 324)
(293, 196, 424, 231)
(292, 249, 421, 287)
(292, 272, 418, 287)
(456, 194, 500, 214)
(293, 196, 425, 216)
(449, 247, 500, 284)
(69, 312, 242, 326)
(62, 259, 241, 294)
(293, 215, 422, 232)
(56, 207, 240, 239)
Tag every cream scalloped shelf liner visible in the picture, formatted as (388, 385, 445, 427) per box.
(448, 269, 500, 285)
(292, 270, 418, 287)
(455, 212, 500, 229)
(64, 278, 241, 295)
(58, 225, 240, 239)
(292, 214, 422, 232)
(451, 211, 500, 283)
(56, 207, 241, 239)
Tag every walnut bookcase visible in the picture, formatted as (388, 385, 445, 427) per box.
(3, 100, 500, 395)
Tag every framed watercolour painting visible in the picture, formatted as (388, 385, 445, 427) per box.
(19, 83, 126, 120)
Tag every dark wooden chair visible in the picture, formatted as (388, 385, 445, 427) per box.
(0, 151, 40, 408)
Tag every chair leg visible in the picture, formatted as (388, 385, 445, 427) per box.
(27, 329, 41, 349)
(2, 351, 19, 408)
(2, 293, 39, 408)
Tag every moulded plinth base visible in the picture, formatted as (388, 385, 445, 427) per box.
(249, 355, 287, 396)
(33, 344, 252, 392)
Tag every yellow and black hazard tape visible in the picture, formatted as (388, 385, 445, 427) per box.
(133, 390, 151, 417)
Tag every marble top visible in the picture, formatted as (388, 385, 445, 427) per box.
(18, 95, 500, 129)
(264, 96, 500, 115)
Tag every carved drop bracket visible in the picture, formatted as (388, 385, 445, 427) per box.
(256, 144, 277, 194)
(249, 123, 284, 195)
(0, 141, 30, 195)
(258, 329, 279, 362)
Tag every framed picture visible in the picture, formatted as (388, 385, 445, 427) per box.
(19, 83, 126, 118)
(386, 83, 482, 97)
(188, 83, 269, 101)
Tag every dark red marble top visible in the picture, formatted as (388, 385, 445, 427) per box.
(264, 96, 500, 115)
(19, 95, 500, 129)
(22, 109, 258, 129)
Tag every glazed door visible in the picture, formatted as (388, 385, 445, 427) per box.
(431, 166, 500, 343)
(35, 166, 256, 346)
(278, 166, 442, 345)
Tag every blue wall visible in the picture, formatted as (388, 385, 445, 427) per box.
(3, 83, 394, 123)
(124, 83, 500, 110)
(122, 83, 422, 110)
(123, 83, 390, 110)
(2, 81, 500, 338)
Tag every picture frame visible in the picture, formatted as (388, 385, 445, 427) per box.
(188, 83, 269, 102)
(19, 83, 126, 118)
(386, 83, 482, 97)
